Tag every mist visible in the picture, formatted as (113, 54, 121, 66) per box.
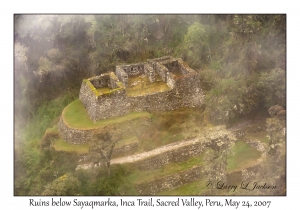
(14, 14, 286, 196)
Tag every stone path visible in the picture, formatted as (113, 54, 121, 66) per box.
(77, 136, 203, 170)
(111, 137, 202, 165)
(77, 121, 266, 170)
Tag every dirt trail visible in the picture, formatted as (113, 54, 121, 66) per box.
(77, 120, 266, 170)
(77, 137, 202, 169)
(111, 137, 201, 165)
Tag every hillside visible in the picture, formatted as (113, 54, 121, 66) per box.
(14, 14, 286, 196)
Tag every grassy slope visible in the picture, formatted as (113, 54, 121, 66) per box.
(53, 138, 89, 154)
(126, 154, 204, 185)
(227, 140, 261, 172)
(156, 140, 262, 195)
(56, 98, 262, 195)
(60, 99, 205, 153)
(245, 131, 269, 144)
(157, 179, 207, 195)
(53, 133, 138, 154)
(62, 99, 151, 129)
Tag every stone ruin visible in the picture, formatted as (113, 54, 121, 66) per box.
(79, 56, 204, 122)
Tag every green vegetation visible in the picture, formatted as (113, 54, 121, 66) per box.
(53, 138, 89, 154)
(136, 107, 204, 151)
(63, 99, 151, 129)
(227, 140, 261, 172)
(158, 139, 262, 195)
(15, 14, 285, 196)
(62, 98, 204, 152)
(89, 126, 122, 176)
(180, 22, 209, 68)
(53, 136, 138, 154)
(126, 74, 171, 97)
(158, 179, 207, 195)
(245, 131, 269, 144)
(115, 136, 138, 148)
(84, 79, 99, 96)
(127, 154, 204, 185)
(15, 91, 78, 195)
(96, 87, 113, 95)
(96, 85, 124, 96)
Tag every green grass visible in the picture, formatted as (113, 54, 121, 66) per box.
(63, 99, 151, 129)
(137, 107, 204, 151)
(53, 135, 138, 154)
(45, 125, 58, 133)
(115, 136, 138, 149)
(53, 138, 89, 154)
(227, 140, 261, 172)
(245, 131, 269, 144)
(96, 87, 113, 95)
(158, 140, 262, 195)
(126, 74, 171, 97)
(126, 154, 204, 185)
(157, 178, 207, 195)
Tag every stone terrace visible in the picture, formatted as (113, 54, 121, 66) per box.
(78, 56, 204, 122)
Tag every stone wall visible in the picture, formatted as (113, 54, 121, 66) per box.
(175, 72, 201, 94)
(163, 59, 179, 71)
(108, 72, 119, 89)
(73, 56, 205, 143)
(130, 139, 206, 171)
(128, 89, 174, 112)
(112, 142, 139, 158)
(144, 64, 155, 83)
(177, 58, 195, 75)
(135, 165, 202, 195)
(127, 85, 203, 113)
(79, 72, 203, 122)
(80, 77, 128, 122)
(58, 104, 151, 145)
(79, 79, 203, 123)
(118, 63, 145, 76)
(135, 163, 262, 195)
(115, 66, 128, 87)
(77, 142, 139, 165)
(147, 56, 173, 65)
(93, 90, 129, 120)
(89, 74, 110, 88)
(166, 72, 176, 89)
(79, 81, 98, 122)
(58, 116, 94, 144)
(156, 63, 169, 82)
(88, 73, 120, 90)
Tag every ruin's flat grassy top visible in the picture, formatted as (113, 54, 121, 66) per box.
(126, 74, 171, 97)
(96, 87, 113, 95)
(63, 99, 151, 129)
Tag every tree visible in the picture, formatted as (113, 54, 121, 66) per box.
(42, 173, 80, 196)
(259, 68, 286, 109)
(181, 22, 209, 68)
(261, 116, 286, 195)
(89, 126, 122, 176)
(202, 126, 236, 195)
(239, 115, 286, 195)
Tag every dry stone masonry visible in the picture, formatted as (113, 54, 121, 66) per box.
(79, 56, 204, 122)
(58, 56, 204, 144)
